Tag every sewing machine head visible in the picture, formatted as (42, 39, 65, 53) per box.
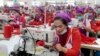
(24, 27, 55, 43)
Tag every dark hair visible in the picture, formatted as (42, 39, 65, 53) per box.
(7, 20, 14, 24)
(54, 17, 68, 26)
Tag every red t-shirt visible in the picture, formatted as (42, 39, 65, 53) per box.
(57, 28, 81, 56)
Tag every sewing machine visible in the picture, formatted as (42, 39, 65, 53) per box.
(24, 27, 55, 43)
(0, 15, 9, 21)
(11, 26, 56, 56)
(0, 26, 56, 56)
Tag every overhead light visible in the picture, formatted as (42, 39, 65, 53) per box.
(6, 1, 14, 7)
(32, 1, 41, 6)
(0, 0, 4, 7)
(19, 2, 25, 6)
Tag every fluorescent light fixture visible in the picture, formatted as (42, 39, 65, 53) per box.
(6, 1, 14, 7)
(0, 0, 4, 7)
(19, 2, 25, 6)
(66, 0, 75, 6)
(32, 1, 41, 6)
(85, 0, 88, 4)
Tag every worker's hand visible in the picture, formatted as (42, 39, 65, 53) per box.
(97, 31, 100, 35)
(92, 40, 97, 44)
(55, 43, 63, 51)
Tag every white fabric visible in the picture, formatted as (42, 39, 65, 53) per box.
(0, 35, 23, 55)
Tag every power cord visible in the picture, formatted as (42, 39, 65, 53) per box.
(24, 27, 36, 56)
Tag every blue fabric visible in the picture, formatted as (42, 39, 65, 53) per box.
(95, 51, 100, 56)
